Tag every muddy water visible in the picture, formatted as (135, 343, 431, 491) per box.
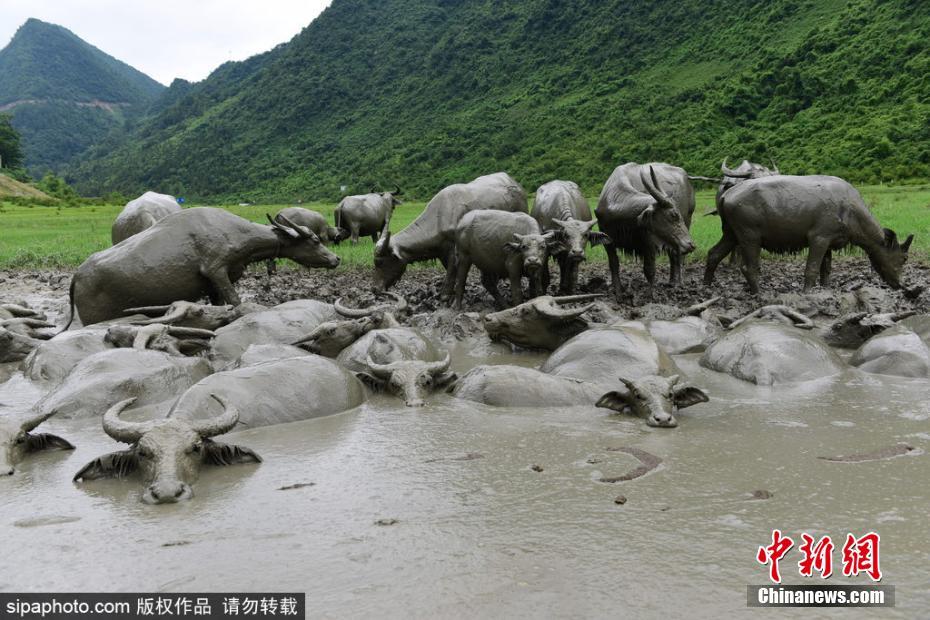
(1, 342, 929, 618)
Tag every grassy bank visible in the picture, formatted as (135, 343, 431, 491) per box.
(1, 185, 928, 269)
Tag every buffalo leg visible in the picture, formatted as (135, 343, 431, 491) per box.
(668, 248, 682, 286)
(704, 233, 738, 284)
(480, 272, 506, 308)
(441, 246, 459, 300)
(819, 250, 832, 286)
(642, 247, 657, 287)
(453, 254, 472, 310)
(507, 266, 524, 306)
(541, 258, 552, 293)
(371, 233, 379, 244)
(350, 224, 360, 245)
(265, 258, 277, 277)
(203, 269, 242, 306)
(804, 239, 830, 291)
(739, 243, 762, 295)
(606, 243, 623, 299)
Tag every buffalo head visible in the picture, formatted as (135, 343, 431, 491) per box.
(637, 166, 695, 255)
(503, 232, 559, 275)
(550, 219, 610, 263)
(597, 375, 708, 428)
(0, 411, 74, 476)
(74, 396, 261, 504)
(482, 294, 602, 350)
(867, 228, 914, 290)
(294, 315, 378, 357)
(822, 311, 917, 349)
(126, 300, 243, 330)
(361, 352, 456, 407)
(267, 213, 340, 269)
(372, 231, 407, 292)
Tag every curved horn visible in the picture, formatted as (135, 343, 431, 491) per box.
(133, 324, 167, 349)
(551, 293, 605, 305)
(124, 305, 171, 317)
(190, 395, 240, 438)
(538, 298, 597, 319)
(366, 355, 395, 379)
(721, 158, 751, 178)
(769, 157, 780, 174)
(0, 317, 55, 330)
(639, 166, 674, 208)
(617, 377, 636, 392)
(334, 297, 372, 318)
(165, 326, 216, 339)
(102, 398, 151, 444)
(375, 231, 393, 256)
(20, 411, 55, 433)
(381, 291, 408, 314)
(685, 297, 721, 316)
(130, 304, 188, 325)
(667, 374, 681, 387)
(391, 184, 402, 196)
(783, 308, 815, 329)
(275, 213, 314, 239)
(688, 175, 723, 183)
(425, 352, 451, 375)
(1, 304, 41, 318)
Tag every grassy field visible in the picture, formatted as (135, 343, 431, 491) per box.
(1, 185, 928, 269)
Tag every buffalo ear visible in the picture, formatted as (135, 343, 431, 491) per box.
(883, 228, 897, 248)
(26, 433, 74, 452)
(901, 234, 914, 253)
(503, 242, 521, 254)
(356, 372, 386, 392)
(673, 385, 709, 409)
(202, 440, 262, 466)
(587, 231, 611, 247)
(73, 450, 139, 482)
(636, 205, 655, 227)
(595, 391, 633, 414)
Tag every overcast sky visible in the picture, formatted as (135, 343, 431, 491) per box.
(0, 0, 332, 85)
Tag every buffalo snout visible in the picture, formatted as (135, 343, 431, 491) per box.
(144, 481, 193, 505)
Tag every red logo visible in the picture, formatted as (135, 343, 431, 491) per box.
(757, 531, 881, 583)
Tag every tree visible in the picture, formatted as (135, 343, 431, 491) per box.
(0, 114, 25, 170)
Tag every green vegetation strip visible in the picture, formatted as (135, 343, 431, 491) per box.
(1, 186, 928, 269)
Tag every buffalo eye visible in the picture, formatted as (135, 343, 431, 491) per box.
(137, 447, 151, 459)
(14, 433, 27, 445)
(189, 443, 203, 454)
(420, 375, 433, 387)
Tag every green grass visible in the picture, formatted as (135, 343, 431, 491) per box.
(2, 184, 929, 269)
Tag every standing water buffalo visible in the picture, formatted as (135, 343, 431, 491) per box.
(67, 208, 340, 326)
(453, 211, 557, 309)
(111, 192, 181, 244)
(373, 173, 528, 294)
(705, 175, 915, 294)
(532, 180, 609, 293)
(596, 163, 697, 297)
(1, 410, 74, 476)
(74, 396, 260, 504)
(334, 186, 402, 245)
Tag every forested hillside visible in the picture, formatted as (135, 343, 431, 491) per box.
(0, 19, 164, 175)
(68, 0, 930, 201)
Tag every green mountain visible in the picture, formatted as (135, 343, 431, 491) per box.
(0, 18, 164, 175)
(69, 0, 930, 201)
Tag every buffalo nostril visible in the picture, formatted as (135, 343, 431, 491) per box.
(4, 468, 14, 476)
(174, 487, 186, 498)
(407, 400, 425, 407)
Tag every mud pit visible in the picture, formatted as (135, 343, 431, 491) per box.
(2, 258, 930, 617)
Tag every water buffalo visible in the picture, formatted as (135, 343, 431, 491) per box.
(543, 323, 708, 427)
(293, 293, 407, 357)
(851, 320, 930, 378)
(0, 410, 74, 476)
(715, 158, 779, 209)
(335, 186, 402, 245)
(704, 175, 915, 294)
(210, 300, 335, 364)
(531, 180, 609, 293)
(111, 191, 181, 244)
(172, 355, 367, 427)
(596, 163, 697, 297)
(337, 329, 454, 407)
(34, 349, 213, 419)
(453, 210, 557, 309)
(74, 396, 260, 504)
(104, 324, 216, 356)
(633, 298, 723, 354)
(373, 172, 528, 294)
(1, 319, 54, 363)
(227, 344, 311, 369)
(125, 301, 265, 331)
(700, 321, 846, 385)
(453, 365, 603, 407)
(67, 208, 340, 326)
(266, 207, 345, 274)
(23, 327, 112, 384)
(482, 294, 602, 350)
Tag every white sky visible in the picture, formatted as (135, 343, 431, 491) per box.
(0, 0, 332, 85)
